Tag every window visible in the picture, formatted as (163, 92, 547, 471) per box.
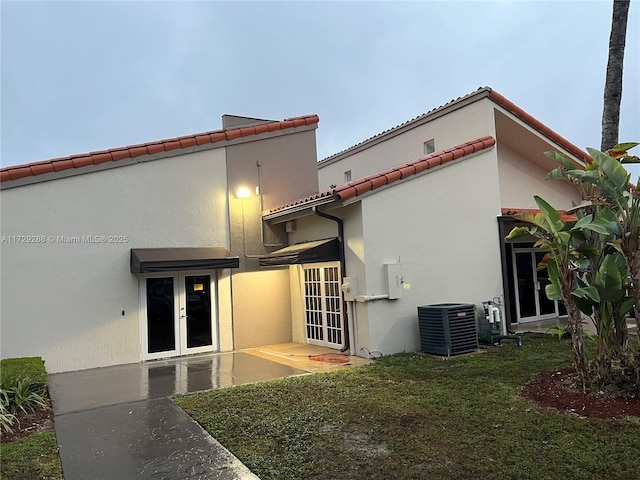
(424, 139, 435, 155)
(344, 170, 352, 182)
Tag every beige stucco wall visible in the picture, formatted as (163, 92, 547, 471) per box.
(226, 130, 319, 212)
(340, 203, 370, 354)
(288, 214, 340, 245)
(290, 265, 305, 344)
(0, 148, 230, 372)
(217, 269, 234, 352)
(497, 142, 581, 210)
(226, 130, 319, 347)
(351, 149, 503, 355)
(231, 269, 293, 349)
(318, 99, 495, 190)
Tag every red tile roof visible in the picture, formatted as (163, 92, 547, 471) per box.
(501, 208, 577, 223)
(267, 136, 496, 215)
(1, 115, 319, 183)
(319, 87, 592, 166)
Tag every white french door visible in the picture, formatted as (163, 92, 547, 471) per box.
(303, 262, 344, 349)
(140, 271, 218, 360)
(512, 249, 559, 323)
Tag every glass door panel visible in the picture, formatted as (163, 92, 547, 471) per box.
(323, 265, 343, 347)
(304, 267, 324, 344)
(146, 277, 177, 354)
(184, 275, 212, 349)
(515, 252, 537, 320)
(535, 251, 557, 317)
(513, 249, 558, 322)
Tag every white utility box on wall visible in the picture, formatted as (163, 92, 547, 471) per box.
(341, 277, 359, 302)
(384, 264, 403, 299)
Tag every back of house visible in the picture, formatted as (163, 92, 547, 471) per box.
(261, 87, 586, 356)
(1, 87, 589, 372)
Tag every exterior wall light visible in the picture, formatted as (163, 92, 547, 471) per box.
(236, 186, 252, 199)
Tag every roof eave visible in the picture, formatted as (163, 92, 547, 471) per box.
(263, 196, 342, 224)
(487, 90, 592, 165)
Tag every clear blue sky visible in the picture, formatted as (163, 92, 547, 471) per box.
(2, 1, 639, 178)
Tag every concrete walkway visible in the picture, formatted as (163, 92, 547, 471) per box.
(49, 352, 307, 479)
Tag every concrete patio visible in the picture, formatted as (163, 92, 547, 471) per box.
(243, 342, 373, 373)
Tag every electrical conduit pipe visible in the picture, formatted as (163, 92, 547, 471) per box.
(355, 294, 389, 302)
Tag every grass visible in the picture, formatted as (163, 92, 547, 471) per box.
(0, 357, 62, 480)
(175, 334, 640, 480)
(0, 358, 48, 387)
(0, 430, 63, 480)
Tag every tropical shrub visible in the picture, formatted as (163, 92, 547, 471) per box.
(0, 402, 17, 434)
(1, 374, 46, 415)
(0, 358, 48, 434)
(507, 143, 640, 397)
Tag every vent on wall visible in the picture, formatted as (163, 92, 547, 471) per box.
(417, 303, 478, 356)
(262, 221, 287, 247)
(424, 139, 435, 155)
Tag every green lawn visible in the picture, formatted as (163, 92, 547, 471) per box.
(0, 430, 63, 480)
(1, 357, 63, 480)
(175, 334, 640, 480)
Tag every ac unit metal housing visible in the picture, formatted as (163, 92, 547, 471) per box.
(417, 303, 478, 356)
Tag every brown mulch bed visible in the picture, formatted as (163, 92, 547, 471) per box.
(521, 367, 640, 420)
(0, 394, 55, 445)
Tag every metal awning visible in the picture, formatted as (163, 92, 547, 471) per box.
(130, 247, 239, 274)
(259, 238, 340, 267)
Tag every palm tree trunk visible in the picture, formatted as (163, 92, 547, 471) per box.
(601, 0, 630, 151)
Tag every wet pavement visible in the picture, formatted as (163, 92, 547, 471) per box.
(49, 352, 307, 479)
(54, 398, 259, 479)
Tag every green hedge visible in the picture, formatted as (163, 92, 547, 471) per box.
(0, 358, 48, 387)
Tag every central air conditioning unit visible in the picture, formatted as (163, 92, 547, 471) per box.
(417, 303, 478, 356)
